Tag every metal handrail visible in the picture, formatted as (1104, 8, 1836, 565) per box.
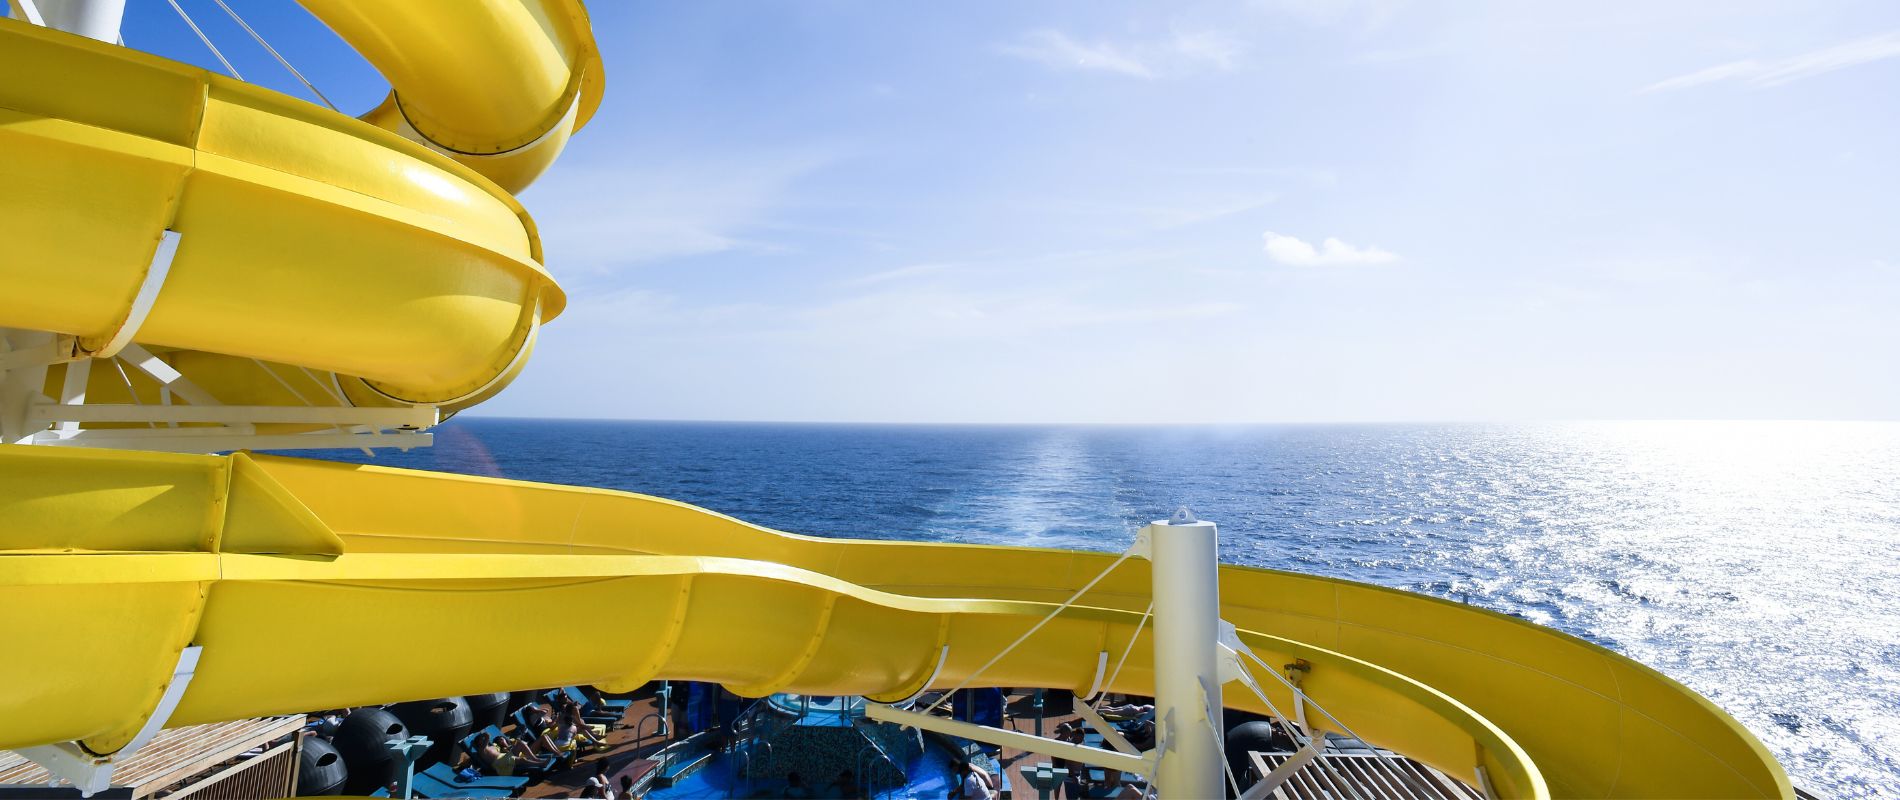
(634, 712, 667, 743)
(855, 738, 905, 799)
(735, 739, 773, 793)
(855, 747, 880, 798)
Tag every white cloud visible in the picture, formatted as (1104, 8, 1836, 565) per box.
(1000, 30, 1153, 77)
(1165, 29, 1246, 71)
(1641, 30, 1900, 93)
(522, 148, 840, 271)
(839, 262, 957, 288)
(795, 286, 1243, 348)
(1262, 232, 1398, 267)
(998, 28, 1246, 79)
(1251, 0, 1408, 29)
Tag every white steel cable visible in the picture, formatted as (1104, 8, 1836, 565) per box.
(1096, 600, 1154, 702)
(253, 357, 357, 440)
(1234, 646, 1437, 798)
(207, 0, 337, 110)
(922, 548, 1136, 715)
(1201, 682, 1244, 799)
(253, 359, 313, 407)
(297, 366, 349, 405)
(163, 0, 242, 80)
(109, 358, 158, 429)
(1230, 662, 1314, 750)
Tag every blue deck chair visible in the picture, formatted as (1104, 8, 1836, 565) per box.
(543, 689, 617, 726)
(563, 685, 633, 714)
(420, 762, 530, 792)
(407, 769, 517, 800)
(463, 723, 507, 750)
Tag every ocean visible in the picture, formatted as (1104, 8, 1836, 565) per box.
(313, 418, 1900, 797)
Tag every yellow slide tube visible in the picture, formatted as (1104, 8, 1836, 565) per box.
(296, 0, 606, 193)
(0, 19, 565, 410)
(0, 448, 1791, 799)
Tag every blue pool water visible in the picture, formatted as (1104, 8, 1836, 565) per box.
(648, 750, 957, 800)
(309, 419, 1900, 797)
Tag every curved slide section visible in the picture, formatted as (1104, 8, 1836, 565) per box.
(298, 0, 605, 193)
(0, 448, 1790, 799)
(0, 9, 585, 425)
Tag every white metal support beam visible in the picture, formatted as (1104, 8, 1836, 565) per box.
(864, 702, 1152, 776)
(1239, 740, 1324, 800)
(1079, 650, 1108, 701)
(32, 0, 127, 43)
(887, 646, 951, 707)
(1286, 661, 1311, 736)
(1, 330, 70, 443)
(1071, 697, 1140, 756)
(17, 646, 201, 797)
(1144, 510, 1225, 800)
(12, 0, 48, 25)
(95, 230, 180, 359)
(55, 356, 91, 435)
(30, 429, 433, 453)
(116, 344, 220, 407)
(28, 403, 438, 428)
(1476, 765, 1500, 800)
(0, 334, 78, 373)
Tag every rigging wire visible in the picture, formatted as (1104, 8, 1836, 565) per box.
(207, 0, 338, 110)
(108, 358, 159, 430)
(1096, 600, 1153, 701)
(1233, 646, 1437, 798)
(922, 547, 1137, 715)
(163, 0, 242, 80)
(1200, 682, 1245, 798)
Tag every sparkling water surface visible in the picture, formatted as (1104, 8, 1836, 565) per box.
(313, 419, 1900, 797)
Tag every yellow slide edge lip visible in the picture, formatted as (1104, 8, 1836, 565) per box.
(263, 455, 1785, 797)
(0, 547, 1546, 797)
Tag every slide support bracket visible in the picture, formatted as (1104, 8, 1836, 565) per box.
(14, 645, 202, 797)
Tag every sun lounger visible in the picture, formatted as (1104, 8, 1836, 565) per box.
(543, 689, 618, 725)
(407, 768, 518, 799)
(564, 685, 633, 713)
(417, 762, 529, 793)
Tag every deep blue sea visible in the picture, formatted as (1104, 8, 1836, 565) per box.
(312, 419, 1900, 797)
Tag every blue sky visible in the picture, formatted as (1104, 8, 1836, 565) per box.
(85, 1, 1900, 422)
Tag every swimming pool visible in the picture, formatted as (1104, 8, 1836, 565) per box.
(647, 749, 960, 800)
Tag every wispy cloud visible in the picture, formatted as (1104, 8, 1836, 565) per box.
(998, 28, 1245, 79)
(999, 30, 1153, 77)
(524, 148, 841, 271)
(1251, 0, 1408, 29)
(1641, 30, 1900, 93)
(798, 286, 1242, 345)
(1262, 232, 1398, 267)
(839, 262, 957, 288)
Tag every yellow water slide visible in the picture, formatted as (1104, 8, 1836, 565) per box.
(0, 2, 1790, 798)
(0, 448, 1790, 799)
(0, 0, 598, 423)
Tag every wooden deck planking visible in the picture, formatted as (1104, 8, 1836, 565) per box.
(0, 717, 303, 798)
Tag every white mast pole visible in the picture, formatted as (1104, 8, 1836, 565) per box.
(1147, 509, 1226, 799)
(30, 0, 126, 43)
